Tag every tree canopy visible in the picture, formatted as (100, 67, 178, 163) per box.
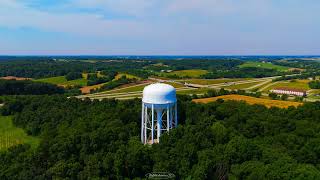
(1, 95, 320, 179)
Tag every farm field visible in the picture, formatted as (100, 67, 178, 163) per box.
(177, 78, 249, 85)
(193, 95, 303, 108)
(262, 80, 311, 92)
(239, 62, 289, 71)
(35, 76, 88, 87)
(162, 69, 208, 78)
(0, 116, 39, 151)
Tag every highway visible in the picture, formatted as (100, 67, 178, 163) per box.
(74, 74, 308, 101)
(75, 76, 281, 100)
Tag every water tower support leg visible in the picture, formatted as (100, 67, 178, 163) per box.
(175, 103, 178, 128)
(145, 107, 147, 144)
(141, 103, 144, 143)
(167, 105, 170, 132)
(157, 109, 162, 142)
(152, 104, 154, 144)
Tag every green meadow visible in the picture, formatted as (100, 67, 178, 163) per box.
(239, 62, 289, 71)
(0, 116, 39, 151)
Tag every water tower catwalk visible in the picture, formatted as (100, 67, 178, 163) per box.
(141, 83, 178, 144)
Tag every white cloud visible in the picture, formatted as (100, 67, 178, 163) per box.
(0, 0, 152, 38)
(0, 0, 319, 55)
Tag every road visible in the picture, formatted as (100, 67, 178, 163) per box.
(75, 74, 308, 101)
(75, 75, 282, 100)
(76, 87, 198, 100)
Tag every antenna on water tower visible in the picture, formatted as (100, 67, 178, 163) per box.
(141, 83, 178, 144)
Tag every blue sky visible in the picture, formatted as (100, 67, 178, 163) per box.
(0, 0, 319, 55)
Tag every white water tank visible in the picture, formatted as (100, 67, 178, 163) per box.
(141, 83, 178, 144)
(142, 83, 177, 104)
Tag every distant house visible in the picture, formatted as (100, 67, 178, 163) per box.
(270, 87, 306, 97)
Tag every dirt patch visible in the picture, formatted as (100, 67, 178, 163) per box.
(0, 76, 32, 81)
(80, 83, 107, 94)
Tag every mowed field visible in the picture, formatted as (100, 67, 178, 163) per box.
(262, 80, 311, 92)
(193, 95, 303, 108)
(239, 62, 289, 71)
(0, 116, 39, 150)
(163, 69, 208, 78)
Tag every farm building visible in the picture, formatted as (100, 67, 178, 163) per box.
(270, 87, 306, 96)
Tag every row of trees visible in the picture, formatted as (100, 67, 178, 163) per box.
(309, 80, 320, 89)
(87, 71, 117, 86)
(1, 94, 320, 179)
(99, 76, 134, 91)
(65, 72, 82, 81)
(0, 59, 151, 79)
(201, 67, 287, 79)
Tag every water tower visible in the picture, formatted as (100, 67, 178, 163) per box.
(141, 83, 178, 144)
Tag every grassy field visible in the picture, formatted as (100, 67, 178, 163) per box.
(163, 69, 208, 78)
(225, 82, 261, 90)
(307, 89, 320, 100)
(193, 95, 303, 108)
(62, 78, 88, 86)
(177, 78, 249, 85)
(263, 80, 311, 92)
(35, 76, 67, 84)
(239, 62, 289, 71)
(0, 116, 39, 151)
(177, 88, 211, 95)
(35, 76, 88, 87)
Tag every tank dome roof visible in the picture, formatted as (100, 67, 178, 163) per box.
(142, 83, 177, 104)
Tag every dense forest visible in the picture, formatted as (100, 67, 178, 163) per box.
(0, 60, 152, 79)
(0, 80, 64, 95)
(1, 95, 320, 179)
(309, 81, 320, 89)
(0, 58, 293, 80)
